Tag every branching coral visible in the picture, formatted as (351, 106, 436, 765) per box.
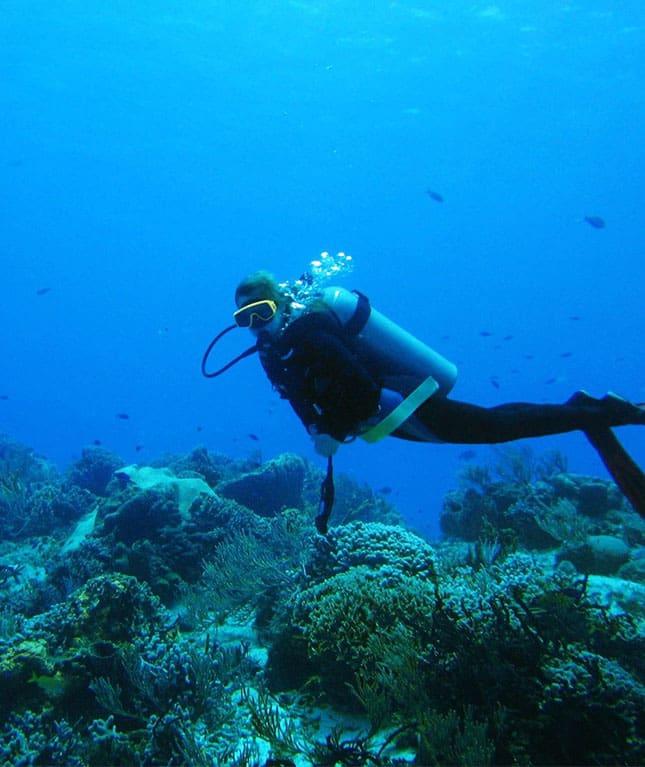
(182, 510, 312, 628)
(540, 649, 645, 765)
(290, 564, 437, 713)
(277, 537, 644, 765)
(416, 707, 494, 767)
(0, 472, 30, 538)
(534, 496, 593, 544)
(240, 687, 305, 758)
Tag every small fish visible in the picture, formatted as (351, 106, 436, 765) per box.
(92, 439, 102, 446)
(490, 376, 500, 389)
(135, 444, 144, 452)
(441, 334, 451, 341)
(247, 433, 259, 441)
(377, 486, 392, 495)
(114, 471, 132, 484)
(116, 413, 130, 420)
(0, 394, 8, 400)
(545, 377, 557, 385)
(524, 354, 534, 360)
(569, 315, 581, 321)
(28, 671, 68, 697)
(36, 287, 51, 296)
(426, 189, 444, 202)
(196, 425, 203, 432)
(584, 215, 605, 229)
(458, 449, 477, 461)
(502, 335, 513, 341)
(479, 331, 492, 337)
(560, 351, 573, 358)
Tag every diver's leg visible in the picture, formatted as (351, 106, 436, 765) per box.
(413, 391, 645, 444)
(584, 428, 645, 518)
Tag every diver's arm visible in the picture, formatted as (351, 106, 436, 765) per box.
(264, 312, 381, 442)
(298, 329, 381, 441)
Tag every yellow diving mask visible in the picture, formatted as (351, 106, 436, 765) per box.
(233, 299, 278, 328)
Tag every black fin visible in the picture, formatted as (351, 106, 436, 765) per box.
(585, 428, 645, 518)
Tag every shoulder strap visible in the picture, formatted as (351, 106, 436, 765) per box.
(345, 290, 371, 336)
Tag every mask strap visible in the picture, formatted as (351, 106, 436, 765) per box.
(201, 325, 258, 378)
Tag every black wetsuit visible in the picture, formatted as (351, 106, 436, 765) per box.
(408, 393, 643, 443)
(258, 309, 644, 445)
(257, 311, 380, 442)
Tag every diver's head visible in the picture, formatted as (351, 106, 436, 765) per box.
(234, 270, 289, 335)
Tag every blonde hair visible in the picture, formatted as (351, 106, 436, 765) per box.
(234, 271, 287, 308)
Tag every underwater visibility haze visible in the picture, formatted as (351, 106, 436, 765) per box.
(2, 0, 644, 534)
(1, 1, 644, 764)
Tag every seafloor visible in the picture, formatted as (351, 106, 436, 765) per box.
(0, 433, 643, 766)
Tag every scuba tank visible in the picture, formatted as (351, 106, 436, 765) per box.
(320, 286, 457, 396)
(319, 286, 458, 443)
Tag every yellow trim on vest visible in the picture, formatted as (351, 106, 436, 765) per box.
(360, 375, 439, 443)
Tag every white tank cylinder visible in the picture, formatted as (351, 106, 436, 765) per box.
(320, 286, 458, 397)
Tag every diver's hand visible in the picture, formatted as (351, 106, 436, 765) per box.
(309, 427, 341, 457)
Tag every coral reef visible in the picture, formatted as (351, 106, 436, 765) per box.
(558, 534, 632, 575)
(0, 433, 79, 539)
(0, 434, 643, 766)
(441, 446, 644, 569)
(273, 545, 644, 765)
(217, 453, 306, 517)
(66, 445, 123, 496)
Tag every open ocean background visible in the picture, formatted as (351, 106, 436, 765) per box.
(2, 0, 643, 540)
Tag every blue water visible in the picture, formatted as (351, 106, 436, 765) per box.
(2, 1, 643, 539)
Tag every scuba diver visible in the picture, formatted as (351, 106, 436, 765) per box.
(202, 254, 645, 530)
